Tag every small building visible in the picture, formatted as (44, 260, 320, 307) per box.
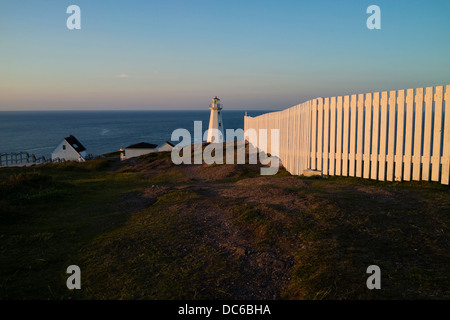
(157, 141, 174, 152)
(51, 135, 87, 162)
(123, 142, 158, 160)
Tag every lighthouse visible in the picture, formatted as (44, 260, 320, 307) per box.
(206, 96, 224, 143)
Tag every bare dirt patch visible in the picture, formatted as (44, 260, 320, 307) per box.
(184, 197, 296, 299)
(180, 163, 260, 182)
(216, 183, 309, 213)
(120, 186, 171, 213)
(235, 176, 310, 189)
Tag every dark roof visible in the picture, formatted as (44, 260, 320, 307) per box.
(64, 135, 86, 153)
(165, 141, 174, 147)
(126, 142, 158, 149)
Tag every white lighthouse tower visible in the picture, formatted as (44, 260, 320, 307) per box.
(206, 96, 224, 143)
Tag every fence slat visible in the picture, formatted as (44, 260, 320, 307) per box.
(422, 87, 434, 181)
(289, 108, 294, 173)
(386, 91, 397, 181)
(317, 98, 324, 171)
(356, 94, 365, 178)
(442, 85, 450, 185)
(431, 86, 443, 182)
(336, 96, 343, 176)
(413, 88, 424, 180)
(342, 96, 350, 176)
(395, 90, 405, 181)
(294, 106, 299, 174)
(308, 101, 312, 170)
(323, 98, 330, 175)
(329, 97, 337, 175)
(364, 93, 372, 179)
(403, 89, 414, 181)
(311, 99, 317, 170)
(349, 94, 357, 177)
(371, 92, 380, 180)
(378, 91, 388, 181)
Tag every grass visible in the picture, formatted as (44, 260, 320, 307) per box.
(139, 151, 172, 163)
(0, 156, 449, 300)
(148, 167, 185, 185)
(281, 176, 450, 299)
(232, 204, 268, 225)
(0, 161, 147, 299)
(80, 189, 240, 299)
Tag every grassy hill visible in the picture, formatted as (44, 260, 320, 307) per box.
(1, 145, 449, 299)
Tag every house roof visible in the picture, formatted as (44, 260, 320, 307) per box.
(126, 142, 158, 149)
(164, 141, 174, 147)
(64, 135, 86, 153)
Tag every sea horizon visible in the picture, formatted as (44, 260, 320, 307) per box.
(0, 109, 280, 113)
(0, 110, 271, 159)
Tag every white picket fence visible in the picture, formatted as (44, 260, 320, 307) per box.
(244, 85, 450, 185)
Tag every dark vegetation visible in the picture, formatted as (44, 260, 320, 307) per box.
(0, 145, 449, 299)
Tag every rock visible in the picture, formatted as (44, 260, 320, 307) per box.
(302, 169, 322, 177)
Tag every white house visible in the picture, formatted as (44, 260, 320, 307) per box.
(123, 142, 158, 160)
(157, 141, 174, 152)
(51, 135, 87, 162)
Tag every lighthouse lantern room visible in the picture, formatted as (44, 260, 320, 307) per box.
(206, 96, 224, 143)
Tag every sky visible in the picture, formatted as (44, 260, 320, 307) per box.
(0, 0, 449, 111)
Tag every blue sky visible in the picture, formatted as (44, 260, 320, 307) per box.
(0, 0, 449, 110)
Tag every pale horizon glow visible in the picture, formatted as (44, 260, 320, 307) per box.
(1, 0, 449, 111)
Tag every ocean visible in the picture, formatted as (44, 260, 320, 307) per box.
(0, 110, 270, 158)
